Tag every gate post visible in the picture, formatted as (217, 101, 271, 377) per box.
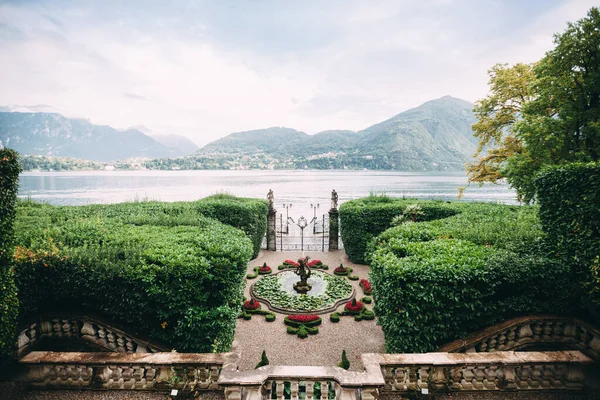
(266, 190, 277, 251)
(328, 189, 339, 251)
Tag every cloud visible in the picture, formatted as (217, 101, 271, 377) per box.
(0, 0, 597, 145)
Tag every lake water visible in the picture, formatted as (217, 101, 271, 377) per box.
(18, 170, 517, 216)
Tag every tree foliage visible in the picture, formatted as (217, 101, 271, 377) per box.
(467, 7, 600, 202)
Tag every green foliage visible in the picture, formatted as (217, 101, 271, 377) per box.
(330, 312, 340, 322)
(12, 200, 255, 353)
(253, 271, 352, 312)
(369, 201, 578, 353)
(0, 148, 21, 360)
(340, 197, 459, 263)
(338, 350, 350, 370)
(536, 163, 600, 319)
(468, 8, 600, 202)
(361, 297, 372, 304)
(255, 350, 269, 369)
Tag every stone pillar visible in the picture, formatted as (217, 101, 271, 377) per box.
(328, 208, 339, 251)
(267, 208, 277, 251)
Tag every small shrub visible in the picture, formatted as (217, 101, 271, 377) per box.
(255, 350, 269, 369)
(330, 312, 340, 323)
(359, 279, 372, 295)
(265, 313, 276, 322)
(361, 297, 372, 304)
(338, 350, 350, 370)
(344, 298, 364, 314)
(348, 275, 359, 281)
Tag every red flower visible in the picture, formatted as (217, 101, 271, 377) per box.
(334, 266, 347, 273)
(243, 299, 261, 310)
(360, 279, 372, 293)
(288, 314, 320, 323)
(307, 260, 322, 267)
(345, 300, 364, 312)
(285, 259, 295, 264)
(259, 266, 272, 272)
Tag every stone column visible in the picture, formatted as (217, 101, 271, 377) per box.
(328, 208, 339, 251)
(266, 190, 277, 251)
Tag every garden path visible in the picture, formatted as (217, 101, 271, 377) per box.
(233, 250, 385, 371)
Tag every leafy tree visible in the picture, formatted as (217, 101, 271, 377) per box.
(466, 7, 600, 202)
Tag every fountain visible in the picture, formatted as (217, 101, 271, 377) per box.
(293, 256, 312, 293)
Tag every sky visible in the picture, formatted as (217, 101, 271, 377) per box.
(0, 0, 598, 146)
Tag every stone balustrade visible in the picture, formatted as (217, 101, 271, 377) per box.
(20, 351, 237, 391)
(16, 315, 168, 357)
(378, 351, 592, 393)
(439, 316, 600, 361)
(17, 350, 594, 397)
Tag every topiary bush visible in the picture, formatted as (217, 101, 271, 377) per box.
(0, 148, 20, 360)
(339, 197, 458, 263)
(13, 210, 253, 353)
(370, 216, 579, 353)
(536, 163, 600, 320)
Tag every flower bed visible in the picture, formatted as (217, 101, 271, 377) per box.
(360, 279, 372, 295)
(243, 299, 261, 310)
(285, 314, 322, 338)
(334, 264, 351, 276)
(284, 314, 322, 327)
(259, 263, 272, 275)
(344, 299, 364, 313)
(279, 258, 329, 270)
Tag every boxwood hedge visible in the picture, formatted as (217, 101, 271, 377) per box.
(0, 149, 20, 360)
(369, 202, 579, 353)
(536, 162, 600, 320)
(13, 200, 255, 353)
(339, 196, 458, 264)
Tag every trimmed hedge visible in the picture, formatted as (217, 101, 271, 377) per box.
(339, 196, 458, 263)
(536, 163, 600, 318)
(369, 202, 579, 353)
(14, 194, 268, 260)
(13, 203, 254, 353)
(0, 148, 20, 360)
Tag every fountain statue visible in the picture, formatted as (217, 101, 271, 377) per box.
(293, 256, 312, 294)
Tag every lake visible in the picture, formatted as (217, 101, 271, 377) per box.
(18, 170, 517, 216)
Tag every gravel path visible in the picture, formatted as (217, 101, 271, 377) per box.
(234, 250, 385, 371)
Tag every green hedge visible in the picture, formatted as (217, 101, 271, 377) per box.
(13, 203, 254, 353)
(339, 196, 458, 264)
(15, 194, 268, 259)
(0, 148, 20, 360)
(536, 162, 600, 318)
(369, 202, 578, 353)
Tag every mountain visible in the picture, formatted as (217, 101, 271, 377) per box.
(190, 96, 477, 170)
(0, 112, 181, 161)
(128, 125, 199, 155)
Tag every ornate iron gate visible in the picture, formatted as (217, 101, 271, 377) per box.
(276, 212, 330, 251)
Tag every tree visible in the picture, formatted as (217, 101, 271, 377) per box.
(466, 7, 600, 202)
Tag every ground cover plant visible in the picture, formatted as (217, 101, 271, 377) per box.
(12, 197, 259, 353)
(253, 271, 352, 312)
(368, 200, 580, 353)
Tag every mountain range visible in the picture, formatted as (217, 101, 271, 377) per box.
(0, 111, 197, 161)
(1, 96, 478, 170)
(192, 96, 478, 170)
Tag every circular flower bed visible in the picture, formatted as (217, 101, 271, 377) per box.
(285, 314, 322, 327)
(344, 299, 364, 314)
(259, 263, 272, 275)
(334, 264, 350, 276)
(243, 299, 261, 310)
(252, 271, 353, 312)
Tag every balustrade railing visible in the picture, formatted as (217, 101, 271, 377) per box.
(16, 350, 595, 397)
(16, 314, 167, 357)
